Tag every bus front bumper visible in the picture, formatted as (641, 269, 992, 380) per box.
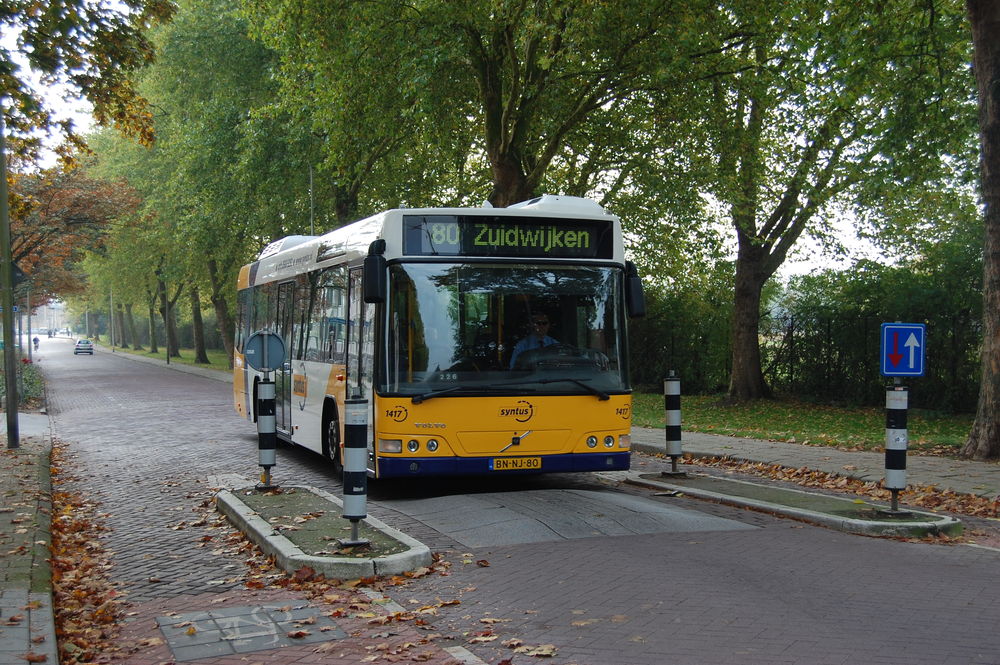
(376, 451, 630, 478)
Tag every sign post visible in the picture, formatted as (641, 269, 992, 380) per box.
(244, 331, 286, 489)
(878, 322, 926, 515)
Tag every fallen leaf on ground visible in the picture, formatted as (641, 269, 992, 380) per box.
(468, 634, 498, 643)
(514, 644, 558, 657)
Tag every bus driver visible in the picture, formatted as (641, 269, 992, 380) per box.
(510, 314, 558, 368)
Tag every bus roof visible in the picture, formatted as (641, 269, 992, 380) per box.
(244, 195, 621, 288)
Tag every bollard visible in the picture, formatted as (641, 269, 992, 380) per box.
(256, 377, 277, 488)
(341, 397, 370, 546)
(661, 371, 687, 477)
(882, 384, 910, 515)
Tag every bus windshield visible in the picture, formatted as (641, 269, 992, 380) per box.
(383, 263, 629, 397)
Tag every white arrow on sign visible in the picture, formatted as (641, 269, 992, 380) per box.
(904, 332, 921, 368)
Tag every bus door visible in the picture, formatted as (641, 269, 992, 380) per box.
(275, 280, 295, 434)
(347, 269, 375, 457)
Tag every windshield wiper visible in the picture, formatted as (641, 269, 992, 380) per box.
(411, 377, 609, 404)
(411, 384, 532, 404)
(498, 377, 610, 401)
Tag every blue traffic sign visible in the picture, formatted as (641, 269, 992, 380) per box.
(244, 331, 285, 372)
(880, 323, 926, 377)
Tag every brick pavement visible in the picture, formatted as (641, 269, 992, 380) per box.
(38, 345, 469, 664)
(0, 435, 57, 665)
(10, 340, 1000, 664)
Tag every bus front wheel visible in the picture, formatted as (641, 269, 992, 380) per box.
(323, 410, 343, 471)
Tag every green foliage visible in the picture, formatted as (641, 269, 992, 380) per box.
(66, 0, 982, 415)
(630, 200, 983, 412)
(0, 357, 45, 406)
(83, 0, 314, 343)
(628, 263, 735, 393)
(239, 0, 726, 208)
(767, 208, 983, 411)
(1, 0, 175, 158)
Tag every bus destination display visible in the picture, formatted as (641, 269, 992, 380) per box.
(403, 215, 613, 259)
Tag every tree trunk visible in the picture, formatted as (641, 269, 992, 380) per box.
(728, 245, 773, 401)
(169, 284, 183, 357)
(157, 279, 182, 358)
(146, 289, 158, 354)
(468, 28, 537, 209)
(207, 259, 234, 369)
(190, 286, 210, 364)
(157, 280, 169, 354)
(114, 304, 127, 348)
(488, 152, 534, 208)
(124, 303, 142, 351)
(158, 281, 183, 358)
(963, 0, 1000, 460)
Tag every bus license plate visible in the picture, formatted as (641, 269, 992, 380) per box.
(492, 457, 542, 471)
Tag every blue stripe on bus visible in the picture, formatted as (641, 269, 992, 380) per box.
(376, 452, 631, 478)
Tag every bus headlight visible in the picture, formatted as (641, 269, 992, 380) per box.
(587, 436, 598, 448)
(379, 439, 402, 453)
(619, 434, 631, 448)
(604, 436, 615, 448)
(427, 439, 439, 452)
(407, 439, 420, 452)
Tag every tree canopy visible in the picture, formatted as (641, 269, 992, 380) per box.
(1, 0, 175, 159)
(7, 166, 141, 303)
(41, 0, 984, 418)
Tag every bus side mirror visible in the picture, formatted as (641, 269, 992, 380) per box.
(363, 240, 386, 304)
(625, 261, 646, 319)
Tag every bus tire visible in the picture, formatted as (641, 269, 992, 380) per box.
(322, 401, 343, 471)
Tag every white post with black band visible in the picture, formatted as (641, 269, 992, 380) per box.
(256, 376, 277, 488)
(341, 397, 370, 546)
(244, 331, 285, 490)
(883, 383, 909, 514)
(661, 371, 686, 477)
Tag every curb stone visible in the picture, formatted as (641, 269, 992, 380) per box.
(215, 485, 433, 579)
(625, 472, 964, 538)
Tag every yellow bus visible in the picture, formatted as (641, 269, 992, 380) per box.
(234, 195, 645, 478)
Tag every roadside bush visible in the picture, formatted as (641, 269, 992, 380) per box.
(0, 356, 45, 407)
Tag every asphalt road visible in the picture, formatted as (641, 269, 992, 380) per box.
(39, 337, 1000, 665)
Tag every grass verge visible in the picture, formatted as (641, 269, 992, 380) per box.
(236, 486, 410, 558)
(632, 392, 974, 455)
(104, 344, 231, 374)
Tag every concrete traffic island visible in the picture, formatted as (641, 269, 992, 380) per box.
(215, 485, 432, 579)
(627, 472, 963, 538)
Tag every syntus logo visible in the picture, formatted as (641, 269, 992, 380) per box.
(499, 400, 534, 423)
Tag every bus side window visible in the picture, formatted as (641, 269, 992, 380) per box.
(327, 291, 348, 365)
(235, 288, 252, 352)
(304, 271, 327, 361)
(328, 321, 346, 363)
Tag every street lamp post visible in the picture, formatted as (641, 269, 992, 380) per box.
(0, 112, 19, 449)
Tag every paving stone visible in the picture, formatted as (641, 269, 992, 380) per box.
(32, 342, 1000, 665)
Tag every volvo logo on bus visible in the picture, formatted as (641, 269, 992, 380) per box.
(499, 400, 534, 423)
(386, 405, 408, 422)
